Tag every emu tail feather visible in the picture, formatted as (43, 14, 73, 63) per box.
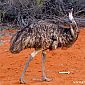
(10, 31, 23, 53)
(9, 28, 31, 54)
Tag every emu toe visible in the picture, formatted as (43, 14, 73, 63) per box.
(42, 77, 53, 82)
(19, 78, 26, 84)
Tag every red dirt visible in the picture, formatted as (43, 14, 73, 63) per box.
(0, 29, 85, 85)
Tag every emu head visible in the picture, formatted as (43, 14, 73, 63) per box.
(68, 8, 79, 28)
(9, 31, 23, 54)
(68, 8, 74, 23)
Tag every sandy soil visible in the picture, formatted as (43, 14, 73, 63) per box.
(0, 29, 85, 85)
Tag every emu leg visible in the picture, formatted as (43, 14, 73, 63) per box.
(19, 50, 41, 84)
(42, 51, 52, 82)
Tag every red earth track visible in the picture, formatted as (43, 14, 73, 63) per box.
(0, 29, 85, 85)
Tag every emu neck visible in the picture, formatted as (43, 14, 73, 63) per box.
(69, 11, 79, 39)
(70, 26, 79, 39)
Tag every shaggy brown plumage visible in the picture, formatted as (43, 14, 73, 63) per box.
(10, 19, 79, 53)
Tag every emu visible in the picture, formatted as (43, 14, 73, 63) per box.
(10, 8, 79, 84)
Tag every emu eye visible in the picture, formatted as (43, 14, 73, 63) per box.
(69, 20, 72, 23)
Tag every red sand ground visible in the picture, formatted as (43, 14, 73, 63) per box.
(0, 29, 85, 85)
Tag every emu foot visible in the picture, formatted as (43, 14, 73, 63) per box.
(19, 78, 26, 84)
(42, 77, 53, 82)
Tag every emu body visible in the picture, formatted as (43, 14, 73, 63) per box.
(10, 9, 79, 84)
(10, 20, 79, 53)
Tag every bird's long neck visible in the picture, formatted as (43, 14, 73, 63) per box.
(69, 10, 79, 39)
